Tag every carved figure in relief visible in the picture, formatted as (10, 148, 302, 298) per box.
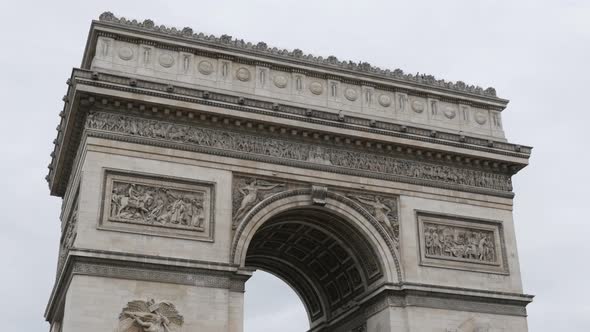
(143, 48, 151, 64)
(234, 180, 284, 222)
(109, 180, 206, 231)
(424, 223, 496, 263)
(118, 299, 183, 332)
(350, 195, 399, 240)
(86, 112, 513, 193)
(398, 94, 407, 112)
(100, 39, 110, 57)
(307, 146, 332, 165)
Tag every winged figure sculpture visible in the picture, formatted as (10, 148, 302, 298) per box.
(117, 299, 184, 332)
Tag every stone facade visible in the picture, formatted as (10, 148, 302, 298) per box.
(45, 12, 533, 332)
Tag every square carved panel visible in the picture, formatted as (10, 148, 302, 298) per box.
(417, 212, 508, 274)
(100, 170, 215, 241)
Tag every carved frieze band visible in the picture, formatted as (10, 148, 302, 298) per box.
(101, 170, 215, 241)
(417, 212, 508, 274)
(86, 112, 513, 196)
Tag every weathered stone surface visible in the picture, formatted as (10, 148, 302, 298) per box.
(44, 12, 533, 332)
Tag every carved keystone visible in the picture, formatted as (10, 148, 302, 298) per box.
(311, 185, 328, 206)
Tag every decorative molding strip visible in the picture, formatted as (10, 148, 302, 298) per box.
(363, 289, 529, 319)
(405, 293, 527, 317)
(45, 252, 249, 322)
(72, 258, 248, 293)
(97, 12, 500, 99)
(84, 112, 514, 196)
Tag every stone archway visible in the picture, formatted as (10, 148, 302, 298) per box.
(45, 12, 534, 332)
(232, 189, 401, 331)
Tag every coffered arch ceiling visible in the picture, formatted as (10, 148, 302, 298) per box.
(245, 209, 383, 324)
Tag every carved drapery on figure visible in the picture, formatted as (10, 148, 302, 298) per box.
(101, 171, 214, 240)
(348, 194, 399, 241)
(117, 299, 183, 332)
(423, 223, 496, 263)
(86, 112, 513, 194)
(110, 181, 206, 230)
(232, 176, 285, 228)
(417, 213, 507, 274)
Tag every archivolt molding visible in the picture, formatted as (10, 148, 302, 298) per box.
(246, 255, 326, 322)
(230, 186, 403, 282)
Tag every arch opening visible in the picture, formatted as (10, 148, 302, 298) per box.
(245, 271, 309, 332)
(244, 207, 385, 327)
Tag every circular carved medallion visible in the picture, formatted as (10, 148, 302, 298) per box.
(344, 88, 358, 101)
(197, 60, 214, 75)
(378, 94, 392, 107)
(443, 106, 457, 119)
(309, 82, 324, 95)
(236, 67, 251, 82)
(273, 75, 288, 88)
(158, 53, 175, 68)
(475, 111, 488, 125)
(118, 47, 134, 61)
(411, 100, 425, 113)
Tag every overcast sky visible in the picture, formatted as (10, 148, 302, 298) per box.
(0, 0, 588, 331)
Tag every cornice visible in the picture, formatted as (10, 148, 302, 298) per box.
(89, 12, 506, 104)
(46, 70, 531, 197)
(45, 250, 249, 322)
(44, 249, 532, 323)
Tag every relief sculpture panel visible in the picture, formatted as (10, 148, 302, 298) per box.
(101, 171, 215, 241)
(417, 212, 507, 274)
(117, 299, 183, 332)
(232, 176, 286, 228)
(423, 223, 496, 263)
(348, 193, 399, 243)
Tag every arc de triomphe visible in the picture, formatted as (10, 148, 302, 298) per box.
(45, 12, 533, 332)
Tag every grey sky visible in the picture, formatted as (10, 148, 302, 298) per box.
(0, 0, 588, 331)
